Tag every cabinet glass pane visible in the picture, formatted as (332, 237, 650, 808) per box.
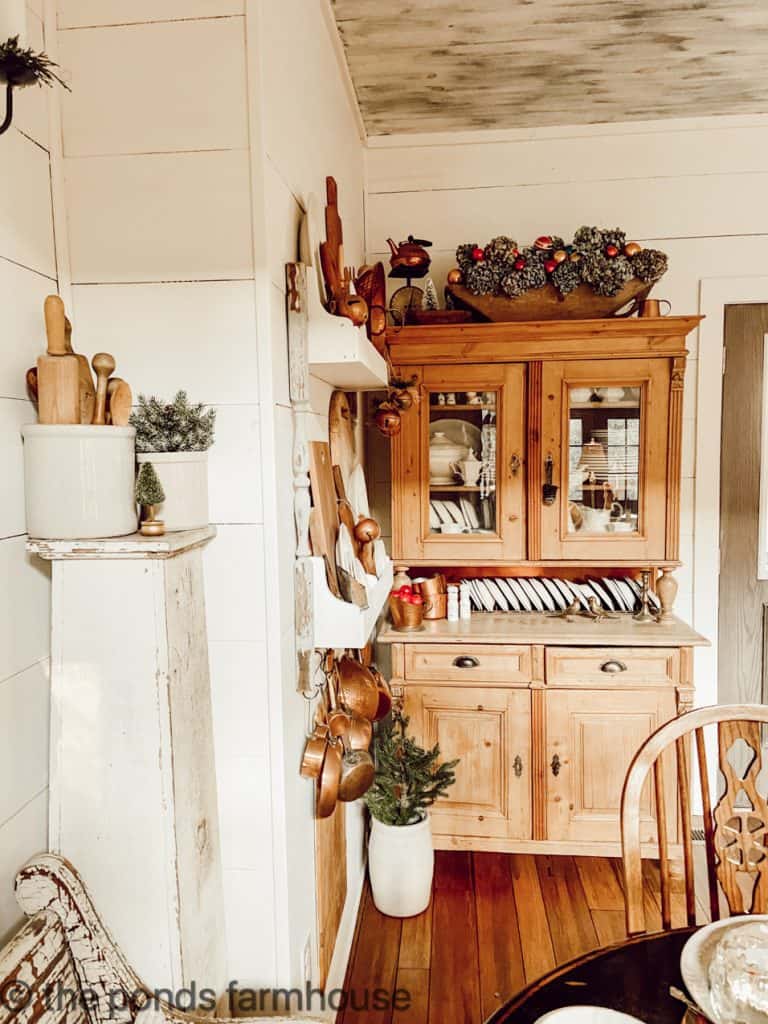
(567, 385, 641, 535)
(427, 390, 498, 536)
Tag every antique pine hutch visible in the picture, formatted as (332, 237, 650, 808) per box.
(378, 316, 708, 856)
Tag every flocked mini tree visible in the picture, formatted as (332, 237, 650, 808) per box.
(364, 712, 458, 826)
(135, 461, 166, 536)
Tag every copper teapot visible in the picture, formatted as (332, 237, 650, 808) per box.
(387, 235, 432, 278)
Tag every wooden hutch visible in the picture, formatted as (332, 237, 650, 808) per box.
(378, 315, 708, 856)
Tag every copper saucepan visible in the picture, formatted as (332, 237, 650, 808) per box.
(347, 713, 373, 751)
(336, 655, 380, 720)
(370, 666, 393, 721)
(300, 722, 329, 779)
(337, 736, 375, 802)
(316, 738, 342, 819)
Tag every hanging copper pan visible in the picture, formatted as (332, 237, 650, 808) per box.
(370, 666, 393, 721)
(336, 655, 380, 720)
(300, 722, 329, 780)
(316, 739, 342, 819)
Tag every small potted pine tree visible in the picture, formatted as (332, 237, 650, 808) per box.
(364, 712, 458, 917)
(135, 462, 166, 536)
(130, 392, 215, 532)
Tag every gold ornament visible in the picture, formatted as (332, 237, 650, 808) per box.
(624, 242, 642, 257)
(446, 268, 463, 285)
(553, 250, 568, 264)
(569, 252, 582, 263)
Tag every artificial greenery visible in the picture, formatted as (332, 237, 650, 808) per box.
(455, 226, 668, 300)
(135, 462, 165, 508)
(364, 713, 458, 827)
(0, 36, 69, 89)
(130, 391, 216, 453)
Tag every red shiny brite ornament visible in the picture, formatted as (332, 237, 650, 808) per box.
(544, 259, 557, 274)
(513, 258, 526, 271)
(471, 246, 485, 262)
(605, 244, 619, 258)
(534, 236, 553, 250)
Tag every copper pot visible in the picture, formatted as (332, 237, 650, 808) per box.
(300, 723, 329, 779)
(387, 236, 432, 274)
(337, 737, 375, 802)
(316, 739, 341, 819)
(347, 713, 373, 751)
(336, 655, 380, 720)
(370, 666, 393, 721)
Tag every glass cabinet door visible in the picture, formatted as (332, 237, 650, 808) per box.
(541, 359, 670, 561)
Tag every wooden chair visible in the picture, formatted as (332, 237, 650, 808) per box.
(621, 703, 768, 935)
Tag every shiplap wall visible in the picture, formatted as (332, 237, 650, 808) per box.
(54, 0, 278, 985)
(257, 0, 368, 989)
(0, 1, 54, 946)
(366, 114, 768, 629)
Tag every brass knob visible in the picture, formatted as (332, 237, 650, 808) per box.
(551, 753, 561, 777)
(513, 754, 523, 778)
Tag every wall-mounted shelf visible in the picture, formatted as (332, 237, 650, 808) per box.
(306, 274, 388, 390)
(298, 555, 393, 650)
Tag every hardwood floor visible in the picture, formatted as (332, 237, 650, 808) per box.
(340, 852, 712, 1024)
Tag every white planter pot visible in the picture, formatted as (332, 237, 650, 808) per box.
(136, 451, 209, 532)
(368, 813, 434, 917)
(22, 424, 137, 539)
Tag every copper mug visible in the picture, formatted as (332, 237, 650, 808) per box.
(414, 574, 447, 620)
(638, 298, 671, 318)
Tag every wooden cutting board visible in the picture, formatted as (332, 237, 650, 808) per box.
(329, 391, 356, 499)
(308, 441, 340, 597)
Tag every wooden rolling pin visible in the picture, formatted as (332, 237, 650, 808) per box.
(91, 353, 116, 425)
(37, 296, 79, 424)
(106, 377, 132, 427)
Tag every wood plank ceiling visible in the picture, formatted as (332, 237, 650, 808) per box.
(331, 0, 768, 136)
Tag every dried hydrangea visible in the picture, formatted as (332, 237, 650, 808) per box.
(455, 243, 478, 272)
(631, 247, 668, 284)
(601, 227, 627, 252)
(464, 260, 499, 295)
(500, 271, 526, 298)
(551, 259, 582, 297)
(572, 226, 605, 253)
(483, 235, 518, 265)
(516, 249, 548, 291)
(581, 253, 633, 297)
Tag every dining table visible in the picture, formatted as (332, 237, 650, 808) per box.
(487, 928, 699, 1023)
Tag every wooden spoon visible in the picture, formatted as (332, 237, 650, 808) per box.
(106, 377, 133, 427)
(91, 353, 116, 425)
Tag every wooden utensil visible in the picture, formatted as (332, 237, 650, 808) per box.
(308, 442, 341, 596)
(64, 315, 96, 424)
(355, 263, 387, 353)
(25, 367, 38, 405)
(37, 295, 80, 425)
(106, 377, 132, 427)
(316, 738, 342, 819)
(91, 353, 116, 425)
(354, 517, 380, 576)
(325, 176, 343, 269)
(329, 391, 356, 495)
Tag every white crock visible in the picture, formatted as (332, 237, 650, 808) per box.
(429, 432, 468, 484)
(136, 451, 209, 532)
(368, 813, 434, 917)
(22, 424, 137, 539)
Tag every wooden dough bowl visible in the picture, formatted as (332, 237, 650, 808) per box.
(447, 278, 652, 322)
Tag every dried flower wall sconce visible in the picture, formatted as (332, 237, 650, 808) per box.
(0, 1, 69, 137)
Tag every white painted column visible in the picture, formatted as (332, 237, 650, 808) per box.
(29, 528, 226, 1001)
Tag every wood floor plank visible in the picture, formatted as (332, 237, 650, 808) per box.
(342, 884, 402, 1024)
(575, 857, 625, 911)
(393, 969, 429, 1024)
(537, 856, 599, 964)
(429, 886, 481, 1024)
(591, 909, 627, 946)
(434, 850, 472, 890)
(399, 906, 433, 970)
(474, 853, 526, 1020)
(509, 854, 556, 983)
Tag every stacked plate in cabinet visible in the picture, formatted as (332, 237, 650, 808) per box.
(460, 577, 661, 614)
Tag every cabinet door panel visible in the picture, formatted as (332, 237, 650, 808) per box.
(540, 358, 670, 561)
(546, 688, 676, 845)
(405, 684, 531, 840)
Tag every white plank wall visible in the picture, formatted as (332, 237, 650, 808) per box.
(55, 2, 277, 986)
(366, 114, 768, 628)
(0, 3, 54, 947)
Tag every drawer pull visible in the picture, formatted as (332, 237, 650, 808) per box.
(453, 656, 480, 669)
(600, 659, 628, 674)
(550, 753, 561, 777)
(513, 754, 523, 778)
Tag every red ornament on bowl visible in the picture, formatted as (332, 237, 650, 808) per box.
(544, 259, 557, 274)
(471, 246, 485, 262)
(605, 244, 619, 258)
(534, 235, 552, 250)
(513, 257, 526, 271)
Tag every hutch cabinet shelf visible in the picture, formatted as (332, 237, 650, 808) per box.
(379, 314, 706, 860)
(298, 554, 393, 650)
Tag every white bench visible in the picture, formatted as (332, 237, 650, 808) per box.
(1, 856, 322, 1024)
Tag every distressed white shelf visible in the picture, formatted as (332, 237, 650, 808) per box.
(27, 526, 216, 560)
(306, 259, 388, 390)
(300, 555, 393, 650)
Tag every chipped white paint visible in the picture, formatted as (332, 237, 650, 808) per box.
(332, 0, 768, 135)
(10, 856, 324, 1024)
(34, 534, 225, 998)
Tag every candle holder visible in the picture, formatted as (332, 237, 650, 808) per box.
(633, 569, 660, 623)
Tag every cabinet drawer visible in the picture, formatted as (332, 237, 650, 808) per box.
(404, 644, 531, 685)
(545, 647, 679, 687)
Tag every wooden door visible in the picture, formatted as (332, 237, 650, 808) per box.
(719, 304, 768, 704)
(392, 363, 526, 562)
(404, 684, 531, 840)
(545, 688, 677, 845)
(540, 358, 671, 561)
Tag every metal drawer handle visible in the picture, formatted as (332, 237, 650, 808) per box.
(513, 754, 523, 778)
(509, 453, 521, 476)
(600, 659, 628, 674)
(453, 656, 480, 669)
(550, 753, 561, 777)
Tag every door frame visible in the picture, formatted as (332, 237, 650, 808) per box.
(695, 277, 768, 706)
